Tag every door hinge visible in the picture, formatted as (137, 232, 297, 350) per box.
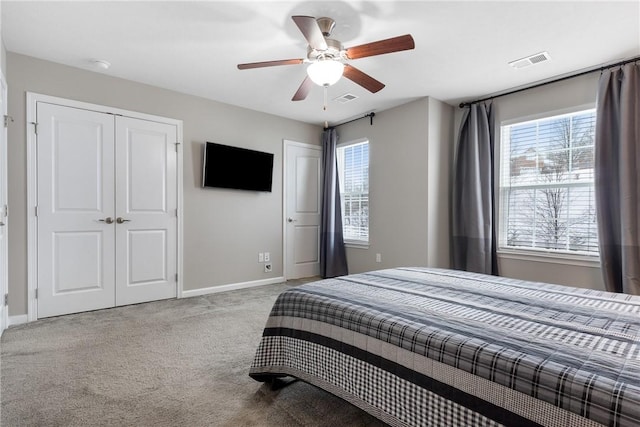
(175, 273, 178, 282)
(4, 294, 7, 306)
(175, 142, 181, 152)
(2, 204, 7, 218)
(3, 115, 13, 128)
(30, 121, 38, 135)
(35, 289, 38, 299)
(35, 206, 38, 217)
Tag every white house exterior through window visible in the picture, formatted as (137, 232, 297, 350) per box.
(499, 109, 599, 256)
(337, 139, 369, 245)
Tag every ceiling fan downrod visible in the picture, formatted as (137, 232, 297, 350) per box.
(316, 17, 336, 37)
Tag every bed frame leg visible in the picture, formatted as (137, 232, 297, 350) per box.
(266, 376, 299, 391)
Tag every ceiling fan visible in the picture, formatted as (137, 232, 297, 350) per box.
(237, 16, 415, 102)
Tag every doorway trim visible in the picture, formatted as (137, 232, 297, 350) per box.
(26, 92, 184, 321)
(0, 72, 7, 334)
(282, 139, 322, 280)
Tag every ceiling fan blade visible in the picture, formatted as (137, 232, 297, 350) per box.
(343, 65, 385, 93)
(237, 59, 304, 70)
(292, 76, 313, 101)
(292, 16, 328, 51)
(345, 34, 415, 60)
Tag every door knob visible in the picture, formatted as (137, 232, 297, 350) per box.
(0, 221, 4, 226)
(99, 217, 114, 224)
(116, 217, 131, 224)
(287, 217, 297, 223)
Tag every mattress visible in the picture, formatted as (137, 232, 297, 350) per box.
(249, 267, 640, 426)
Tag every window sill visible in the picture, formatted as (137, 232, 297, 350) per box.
(345, 240, 369, 249)
(497, 248, 601, 268)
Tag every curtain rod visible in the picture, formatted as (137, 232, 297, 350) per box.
(459, 55, 640, 108)
(327, 112, 375, 129)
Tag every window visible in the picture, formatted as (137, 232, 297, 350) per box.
(337, 140, 369, 244)
(499, 109, 598, 255)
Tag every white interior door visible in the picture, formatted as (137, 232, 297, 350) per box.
(114, 117, 177, 305)
(0, 75, 8, 332)
(285, 141, 322, 279)
(37, 103, 116, 318)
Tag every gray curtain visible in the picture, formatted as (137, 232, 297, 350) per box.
(595, 63, 640, 295)
(320, 128, 348, 278)
(452, 101, 498, 275)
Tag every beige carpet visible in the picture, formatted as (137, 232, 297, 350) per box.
(1, 280, 386, 426)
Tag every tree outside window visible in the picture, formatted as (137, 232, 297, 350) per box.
(337, 140, 369, 244)
(500, 109, 598, 254)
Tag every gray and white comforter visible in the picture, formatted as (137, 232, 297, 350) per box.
(249, 268, 640, 427)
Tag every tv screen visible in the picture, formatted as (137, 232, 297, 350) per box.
(202, 142, 274, 192)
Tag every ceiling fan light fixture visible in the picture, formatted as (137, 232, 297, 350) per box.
(307, 60, 344, 86)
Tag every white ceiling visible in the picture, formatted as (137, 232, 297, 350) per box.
(3, 1, 639, 126)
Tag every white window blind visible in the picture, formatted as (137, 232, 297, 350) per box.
(499, 109, 599, 255)
(337, 140, 369, 243)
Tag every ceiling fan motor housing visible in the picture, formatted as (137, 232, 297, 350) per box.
(307, 38, 344, 61)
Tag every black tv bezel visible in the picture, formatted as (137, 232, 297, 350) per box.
(202, 142, 274, 192)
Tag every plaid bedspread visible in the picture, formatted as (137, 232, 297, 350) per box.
(249, 268, 640, 427)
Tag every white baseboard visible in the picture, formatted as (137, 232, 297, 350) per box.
(181, 276, 285, 298)
(8, 314, 28, 326)
(5, 279, 286, 325)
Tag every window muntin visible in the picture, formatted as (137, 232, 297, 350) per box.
(499, 109, 598, 255)
(337, 140, 369, 244)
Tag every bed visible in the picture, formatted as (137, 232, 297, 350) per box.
(249, 267, 640, 427)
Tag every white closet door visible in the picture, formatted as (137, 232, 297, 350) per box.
(115, 117, 177, 306)
(37, 103, 116, 318)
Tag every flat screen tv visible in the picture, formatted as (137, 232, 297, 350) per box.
(202, 142, 274, 192)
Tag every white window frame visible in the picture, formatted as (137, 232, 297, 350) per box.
(337, 138, 369, 248)
(497, 104, 600, 266)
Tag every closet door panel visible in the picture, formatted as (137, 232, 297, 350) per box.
(115, 117, 177, 306)
(36, 103, 116, 318)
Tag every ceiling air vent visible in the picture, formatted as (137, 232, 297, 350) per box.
(508, 51, 551, 69)
(333, 93, 359, 104)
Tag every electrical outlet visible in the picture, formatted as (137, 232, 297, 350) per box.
(376, 253, 382, 263)
(258, 253, 264, 262)
(264, 263, 272, 273)
(264, 252, 270, 262)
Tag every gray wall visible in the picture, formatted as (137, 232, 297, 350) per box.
(426, 98, 454, 268)
(7, 53, 321, 316)
(337, 98, 454, 273)
(0, 0, 5, 77)
(453, 72, 605, 291)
